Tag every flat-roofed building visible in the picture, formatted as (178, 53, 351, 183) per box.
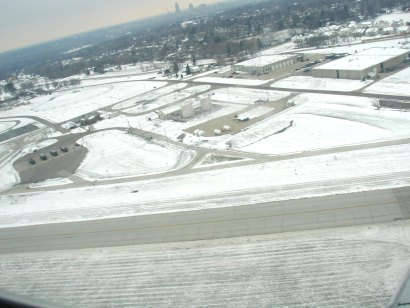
(234, 54, 299, 74)
(312, 48, 410, 80)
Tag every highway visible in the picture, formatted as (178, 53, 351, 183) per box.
(0, 186, 409, 254)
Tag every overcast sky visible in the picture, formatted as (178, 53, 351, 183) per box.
(0, 0, 219, 53)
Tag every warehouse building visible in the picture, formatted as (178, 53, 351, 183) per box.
(234, 54, 299, 74)
(312, 48, 410, 80)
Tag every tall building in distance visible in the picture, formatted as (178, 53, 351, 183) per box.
(175, 3, 181, 14)
(189, 3, 194, 10)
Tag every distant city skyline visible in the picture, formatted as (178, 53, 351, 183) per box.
(0, 0, 220, 53)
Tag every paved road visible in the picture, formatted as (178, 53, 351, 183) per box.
(0, 186, 409, 254)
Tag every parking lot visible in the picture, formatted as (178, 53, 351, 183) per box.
(14, 140, 88, 184)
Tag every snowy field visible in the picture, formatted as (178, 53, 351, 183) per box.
(124, 91, 192, 114)
(375, 12, 410, 23)
(0, 118, 40, 135)
(0, 220, 408, 307)
(225, 93, 410, 154)
(28, 178, 73, 189)
(80, 73, 160, 87)
(237, 106, 273, 120)
(112, 83, 187, 110)
(77, 130, 194, 180)
(1, 143, 410, 227)
(299, 37, 410, 55)
(209, 87, 290, 105)
(272, 76, 371, 91)
(0, 121, 16, 133)
(118, 83, 210, 114)
(258, 42, 296, 56)
(363, 67, 410, 97)
(0, 81, 166, 123)
(195, 76, 268, 86)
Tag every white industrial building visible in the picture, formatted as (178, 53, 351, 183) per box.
(312, 48, 410, 80)
(234, 54, 299, 74)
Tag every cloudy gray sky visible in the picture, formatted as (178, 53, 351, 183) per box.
(0, 0, 219, 53)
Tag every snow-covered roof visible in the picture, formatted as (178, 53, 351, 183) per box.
(314, 48, 409, 71)
(235, 54, 297, 68)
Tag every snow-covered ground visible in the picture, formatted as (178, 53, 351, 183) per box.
(112, 83, 187, 110)
(223, 93, 410, 154)
(0, 121, 16, 133)
(195, 76, 269, 86)
(1, 143, 410, 227)
(122, 85, 211, 115)
(237, 106, 273, 120)
(363, 67, 410, 97)
(375, 12, 410, 23)
(76, 130, 194, 180)
(272, 76, 372, 91)
(258, 42, 296, 56)
(80, 73, 160, 87)
(28, 178, 73, 189)
(0, 118, 41, 135)
(209, 87, 290, 105)
(1, 220, 408, 307)
(124, 91, 192, 114)
(299, 37, 410, 55)
(0, 81, 166, 123)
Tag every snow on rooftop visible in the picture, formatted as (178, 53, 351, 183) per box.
(236, 54, 296, 67)
(314, 48, 409, 71)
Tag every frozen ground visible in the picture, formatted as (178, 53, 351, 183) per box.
(112, 83, 187, 110)
(124, 91, 192, 114)
(0, 220, 408, 307)
(237, 106, 273, 120)
(118, 83, 210, 114)
(363, 67, 410, 97)
(1, 143, 410, 227)
(272, 76, 372, 91)
(0, 81, 166, 123)
(0, 118, 40, 135)
(258, 42, 296, 56)
(209, 87, 290, 105)
(195, 77, 268, 86)
(225, 93, 410, 154)
(77, 130, 194, 180)
(375, 12, 410, 23)
(0, 121, 16, 133)
(80, 73, 160, 87)
(28, 178, 73, 189)
(299, 37, 410, 55)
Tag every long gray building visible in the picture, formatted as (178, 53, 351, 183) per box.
(234, 54, 299, 74)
